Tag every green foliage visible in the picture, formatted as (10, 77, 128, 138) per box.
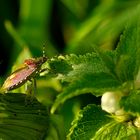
(47, 4, 140, 139)
(67, 104, 136, 140)
(49, 53, 122, 113)
(65, 0, 140, 54)
(49, 5, 140, 114)
(115, 9, 140, 82)
(67, 104, 111, 140)
(120, 90, 140, 115)
(93, 121, 136, 140)
(0, 93, 49, 139)
(1, 0, 140, 139)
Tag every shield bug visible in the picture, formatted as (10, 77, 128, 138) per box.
(1, 47, 47, 92)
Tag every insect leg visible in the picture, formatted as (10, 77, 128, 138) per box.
(33, 78, 37, 96)
(25, 79, 35, 105)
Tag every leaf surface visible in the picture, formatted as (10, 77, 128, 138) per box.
(49, 53, 122, 113)
(120, 90, 140, 115)
(67, 104, 136, 140)
(0, 93, 49, 139)
(115, 8, 140, 82)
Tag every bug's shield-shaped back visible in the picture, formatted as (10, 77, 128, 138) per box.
(1, 66, 37, 91)
(1, 56, 47, 92)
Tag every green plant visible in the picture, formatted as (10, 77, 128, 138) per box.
(46, 6, 140, 140)
(1, 0, 140, 140)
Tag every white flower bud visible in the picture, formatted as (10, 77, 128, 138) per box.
(101, 91, 122, 113)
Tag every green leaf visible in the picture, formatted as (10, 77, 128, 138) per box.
(49, 53, 122, 113)
(99, 51, 117, 76)
(64, 53, 111, 83)
(67, 104, 136, 140)
(67, 104, 111, 140)
(120, 90, 140, 115)
(115, 8, 140, 82)
(93, 121, 136, 140)
(51, 72, 121, 113)
(50, 5, 140, 113)
(0, 93, 49, 139)
(49, 57, 73, 76)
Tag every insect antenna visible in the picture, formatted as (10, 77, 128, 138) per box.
(42, 43, 47, 58)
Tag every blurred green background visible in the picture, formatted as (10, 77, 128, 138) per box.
(0, 0, 140, 138)
(0, 0, 140, 77)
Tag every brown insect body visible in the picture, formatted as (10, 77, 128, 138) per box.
(2, 56, 47, 91)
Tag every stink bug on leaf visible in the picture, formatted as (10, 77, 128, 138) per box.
(1, 46, 47, 92)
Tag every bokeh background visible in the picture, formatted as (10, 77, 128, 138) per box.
(1, 0, 139, 77)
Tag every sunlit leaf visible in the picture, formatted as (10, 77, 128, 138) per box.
(67, 104, 136, 140)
